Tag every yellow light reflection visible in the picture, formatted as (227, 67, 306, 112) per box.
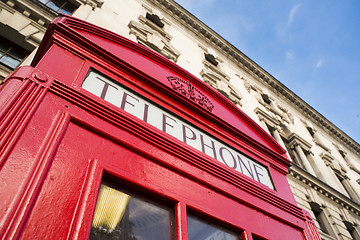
(92, 184, 130, 231)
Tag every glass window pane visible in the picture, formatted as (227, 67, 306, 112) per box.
(38, 0, 49, 4)
(59, 2, 77, 15)
(58, 8, 72, 15)
(0, 36, 29, 70)
(8, 48, 27, 60)
(40, 0, 78, 14)
(0, 41, 11, 53)
(0, 55, 21, 69)
(187, 214, 241, 240)
(46, 1, 60, 12)
(89, 184, 174, 240)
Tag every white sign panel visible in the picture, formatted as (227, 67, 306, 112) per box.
(82, 70, 274, 189)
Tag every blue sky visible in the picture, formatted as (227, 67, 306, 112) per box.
(175, 0, 360, 144)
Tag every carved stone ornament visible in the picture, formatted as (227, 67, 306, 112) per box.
(128, 13, 180, 62)
(167, 76, 214, 112)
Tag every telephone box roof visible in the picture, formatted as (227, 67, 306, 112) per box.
(32, 15, 290, 169)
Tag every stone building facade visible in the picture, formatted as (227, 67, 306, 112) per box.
(1, 0, 359, 239)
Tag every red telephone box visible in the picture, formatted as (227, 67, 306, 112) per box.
(0, 16, 321, 239)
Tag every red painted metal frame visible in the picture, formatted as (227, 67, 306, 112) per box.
(0, 16, 321, 239)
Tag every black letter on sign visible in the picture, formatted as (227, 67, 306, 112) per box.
(219, 147, 237, 169)
(237, 155, 254, 180)
(182, 124, 197, 144)
(120, 92, 139, 111)
(96, 77, 118, 99)
(254, 164, 264, 184)
(162, 114, 177, 134)
(143, 103, 149, 123)
(200, 134, 217, 160)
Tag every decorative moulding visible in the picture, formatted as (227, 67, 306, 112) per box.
(127, 6, 179, 62)
(320, 152, 334, 168)
(167, 76, 214, 112)
(199, 52, 242, 106)
(255, 107, 280, 129)
(334, 144, 360, 175)
(289, 164, 360, 216)
(199, 68, 241, 106)
(128, 19, 180, 62)
(302, 119, 331, 152)
(79, 0, 104, 8)
(288, 133, 312, 153)
(256, 92, 293, 127)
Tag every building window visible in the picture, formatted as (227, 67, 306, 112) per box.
(204, 53, 219, 67)
(146, 13, 164, 28)
(187, 214, 242, 240)
(37, 0, 79, 15)
(128, 12, 180, 62)
(335, 174, 360, 202)
(309, 202, 335, 237)
(280, 137, 297, 163)
(260, 92, 271, 105)
(0, 36, 28, 70)
(344, 221, 360, 240)
(89, 183, 175, 240)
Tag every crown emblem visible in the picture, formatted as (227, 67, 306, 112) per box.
(167, 76, 214, 112)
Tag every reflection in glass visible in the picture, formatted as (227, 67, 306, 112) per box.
(187, 214, 241, 240)
(89, 184, 174, 240)
(0, 36, 28, 70)
(36, 0, 78, 15)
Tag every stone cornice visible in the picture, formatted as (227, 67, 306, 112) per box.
(254, 107, 280, 128)
(288, 133, 312, 152)
(147, 0, 360, 156)
(79, 0, 104, 8)
(289, 164, 360, 216)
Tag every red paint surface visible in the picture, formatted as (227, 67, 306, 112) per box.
(0, 16, 321, 239)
